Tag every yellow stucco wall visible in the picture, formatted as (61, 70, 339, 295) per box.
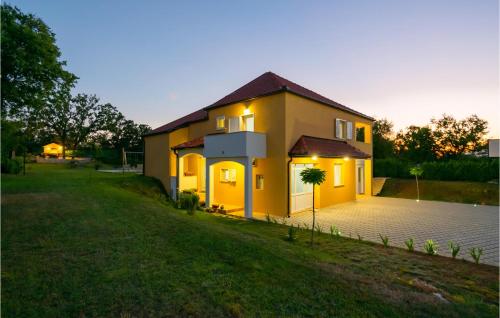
(184, 93, 288, 216)
(291, 157, 356, 209)
(145, 90, 373, 216)
(212, 161, 245, 208)
(284, 92, 373, 157)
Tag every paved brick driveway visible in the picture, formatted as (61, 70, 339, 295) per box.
(279, 197, 498, 265)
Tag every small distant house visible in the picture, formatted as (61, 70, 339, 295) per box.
(43, 143, 63, 158)
(488, 139, 499, 157)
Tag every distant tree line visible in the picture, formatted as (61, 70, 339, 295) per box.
(373, 115, 497, 181)
(1, 4, 150, 171)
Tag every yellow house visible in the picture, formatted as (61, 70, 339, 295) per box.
(43, 143, 63, 158)
(144, 72, 374, 218)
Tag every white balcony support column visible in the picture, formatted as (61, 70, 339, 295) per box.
(205, 160, 211, 208)
(244, 157, 253, 219)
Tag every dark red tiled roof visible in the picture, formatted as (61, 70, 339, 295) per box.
(146, 72, 373, 137)
(171, 136, 204, 150)
(145, 109, 208, 136)
(206, 72, 373, 120)
(289, 135, 370, 159)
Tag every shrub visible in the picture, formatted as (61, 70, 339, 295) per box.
(405, 238, 414, 252)
(448, 241, 460, 259)
(178, 191, 199, 215)
(330, 225, 341, 237)
(423, 240, 438, 255)
(469, 247, 483, 264)
(1, 158, 22, 174)
(94, 162, 102, 170)
(285, 225, 298, 242)
(379, 234, 389, 247)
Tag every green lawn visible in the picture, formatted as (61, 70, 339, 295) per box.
(2, 164, 498, 317)
(379, 178, 499, 206)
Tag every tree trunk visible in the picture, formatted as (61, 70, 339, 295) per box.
(311, 184, 315, 246)
(415, 175, 420, 201)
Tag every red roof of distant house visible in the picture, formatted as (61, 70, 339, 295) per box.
(171, 136, 204, 150)
(146, 72, 373, 136)
(289, 135, 370, 159)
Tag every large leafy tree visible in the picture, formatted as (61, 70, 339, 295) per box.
(431, 114, 488, 158)
(395, 126, 436, 163)
(1, 4, 77, 150)
(373, 118, 395, 159)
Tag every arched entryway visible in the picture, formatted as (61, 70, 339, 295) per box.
(205, 157, 253, 218)
(178, 152, 206, 203)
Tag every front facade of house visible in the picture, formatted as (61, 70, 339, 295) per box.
(144, 72, 373, 218)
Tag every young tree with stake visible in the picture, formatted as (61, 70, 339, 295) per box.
(300, 167, 326, 246)
(409, 165, 424, 202)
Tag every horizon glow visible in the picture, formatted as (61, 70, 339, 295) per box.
(8, 0, 499, 137)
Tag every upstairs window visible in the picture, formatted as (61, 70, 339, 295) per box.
(336, 119, 352, 139)
(228, 117, 240, 133)
(356, 127, 365, 142)
(216, 116, 225, 130)
(220, 168, 236, 182)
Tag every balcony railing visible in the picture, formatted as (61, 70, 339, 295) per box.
(204, 131, 266, 159)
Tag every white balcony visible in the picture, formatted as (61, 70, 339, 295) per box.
(204, 131, 267, 159)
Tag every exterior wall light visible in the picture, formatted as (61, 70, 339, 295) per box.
(243, 108, 251, 115)
(343, 156, 349, 161)
(312, 155, 318, 161)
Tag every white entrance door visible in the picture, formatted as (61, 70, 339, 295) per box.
(356, 160, 365, 194)
(291, 164, 313, 213)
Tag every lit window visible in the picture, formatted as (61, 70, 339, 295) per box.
(220, 168, 236, 182)
(356, 127, 365, 142)
(216, 116, 225, 130)
(256, 174, 264, 190)
(334, 163, 344, 187)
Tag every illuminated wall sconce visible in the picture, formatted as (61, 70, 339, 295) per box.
(243, 108, 251, 115)
(312, 155, 318, 161)
(343, 156, 350, 161)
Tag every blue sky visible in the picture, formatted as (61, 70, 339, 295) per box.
(8, 0, 499, 137)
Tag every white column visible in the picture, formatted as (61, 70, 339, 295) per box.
(244, 158, 253, 219)
(205, 160, 211, 208)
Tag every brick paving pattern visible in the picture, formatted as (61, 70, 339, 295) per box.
(259, 197, 499, 266)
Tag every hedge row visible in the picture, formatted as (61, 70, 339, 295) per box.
(374, 158, 499, 182)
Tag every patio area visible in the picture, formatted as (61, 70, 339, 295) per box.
(257, 196, 499, 265)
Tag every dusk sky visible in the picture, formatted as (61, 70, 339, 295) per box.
(9, 0, 499, 137)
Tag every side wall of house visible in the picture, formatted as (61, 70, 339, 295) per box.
(144, 127, 189, 195)
(284, 92, 374, 198)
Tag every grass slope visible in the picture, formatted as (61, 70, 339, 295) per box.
(2, 164, 498, 317)
(379, 178, 499, 206)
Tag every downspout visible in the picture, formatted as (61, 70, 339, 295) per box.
(286, 155, 293, 217)
(174, 149, 179, 202)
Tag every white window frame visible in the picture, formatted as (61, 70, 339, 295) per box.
(335, 119, 347, 139)
(216, 116, 225, 130)
(228, 116, 240, 133)
(220, 168, 236, 183)
(256, 174, 264, 190)
(334, 163, 344, 187)
(346, 121, 353, 140)
(242, 113, 254, 132)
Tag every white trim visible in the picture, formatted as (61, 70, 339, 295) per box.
(216, 115, 225, 130)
